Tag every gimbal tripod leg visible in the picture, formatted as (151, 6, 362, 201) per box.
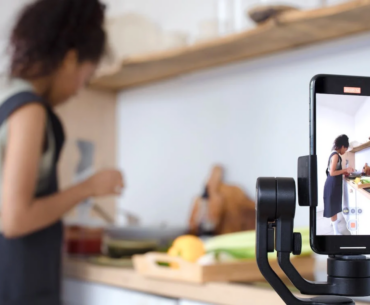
(278, 252, 334, 295)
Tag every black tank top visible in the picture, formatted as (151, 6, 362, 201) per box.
(0, 91, 65, 305)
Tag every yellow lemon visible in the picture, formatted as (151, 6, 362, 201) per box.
(168, 235, 205, 263)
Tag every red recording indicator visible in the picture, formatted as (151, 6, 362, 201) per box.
(344, 87, 361, 94)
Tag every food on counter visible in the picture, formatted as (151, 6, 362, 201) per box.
(168, 235, 205, 263)
(88, 256, 133, 268)
(198, 227, 311, 265)
(64, 225, 103, 255)
(205, 230, 255, 256)
(105, 239, 158, 258)
(198, 252, 237, 265)
(354, 177, 370, 185)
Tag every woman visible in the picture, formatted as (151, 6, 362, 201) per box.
(323, 134, 354, 235)
(0, 1, 123, 304)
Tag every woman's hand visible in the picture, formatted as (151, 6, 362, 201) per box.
(346, 167, 355, 174)
(85, 170, 124, 197)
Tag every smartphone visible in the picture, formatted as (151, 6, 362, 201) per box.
(310, 74, 370, 255)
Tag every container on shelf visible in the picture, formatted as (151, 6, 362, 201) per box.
(196, 19, 220, 42)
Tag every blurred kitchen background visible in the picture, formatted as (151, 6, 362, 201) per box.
(2, 0, 370, 304)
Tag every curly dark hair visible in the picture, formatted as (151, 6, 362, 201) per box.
(9, 0, 106, 78)
(332, 134, 349, 151)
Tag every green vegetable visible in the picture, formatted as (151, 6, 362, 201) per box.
(106, 239, 158, 258)
(204, 227, 311, 260)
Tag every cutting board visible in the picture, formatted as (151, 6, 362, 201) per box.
(133, 252, 314, 284)
(348, 178, 370, 189)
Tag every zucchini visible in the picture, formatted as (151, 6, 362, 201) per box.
(204, 227, 311, 260)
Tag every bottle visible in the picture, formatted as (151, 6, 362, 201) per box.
(198, 186, 216, 238)
(217, 0, 233, 35)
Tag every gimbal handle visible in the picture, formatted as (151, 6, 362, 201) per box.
(256, 177, 357, 305)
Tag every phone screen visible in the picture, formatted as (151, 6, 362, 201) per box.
(316, 92, 370, 236)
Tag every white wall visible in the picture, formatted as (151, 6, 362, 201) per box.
(102, 0, 349, 40)
(355, 97, 370, 144)
(0, 0, 29, 74)
(117, 32, 370, 228)
(104, 0, 216, 38)
(354, 97, 370, 170)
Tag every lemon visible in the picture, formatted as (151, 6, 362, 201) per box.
(167, 235, 205, 263)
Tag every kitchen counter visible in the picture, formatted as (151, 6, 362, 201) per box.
(345, 178, 370, 201)
(64, 259, 369, 305)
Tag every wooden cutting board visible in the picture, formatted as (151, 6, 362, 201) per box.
(133, 252, 314, 284)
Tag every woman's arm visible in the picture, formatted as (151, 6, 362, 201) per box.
(329, 154, 353, 176)
(1, 103, 123, 238)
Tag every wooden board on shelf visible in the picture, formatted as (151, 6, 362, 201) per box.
(350, 141, 370, 153)
(91, 0, 370, 91)
(132, 252, 314, 284)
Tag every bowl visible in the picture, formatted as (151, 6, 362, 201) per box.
(103, 239, 158, 258)
(104, 226, 188, 248)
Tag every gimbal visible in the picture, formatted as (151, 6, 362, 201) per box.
(256, 156, 370, 305)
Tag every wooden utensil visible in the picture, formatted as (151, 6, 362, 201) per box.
(189, 165, 256, 235)
(92, 204, 115, 224)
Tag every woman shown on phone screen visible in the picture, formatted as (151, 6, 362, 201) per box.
(323, 134, 354, 235)
(0, 1, 124, 304)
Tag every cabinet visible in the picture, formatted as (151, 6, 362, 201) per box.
(357, 191, 370, 235)
(344, 182, 370, 235)
(63, 279, 178, 305)
(63, 279, 215, 305)
(346, 184, 358, 234)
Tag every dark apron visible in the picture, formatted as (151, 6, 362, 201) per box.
(323, 152, 343, 218)
(0, 92, 65, 305)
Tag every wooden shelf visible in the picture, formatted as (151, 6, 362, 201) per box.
(351, 141, 370, 153)
(90, 0, 370, 91)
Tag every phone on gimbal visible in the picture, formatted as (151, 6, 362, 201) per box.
(310, 74, 370, 254)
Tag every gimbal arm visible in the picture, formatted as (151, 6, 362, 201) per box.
(256, 177, 355, 305)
